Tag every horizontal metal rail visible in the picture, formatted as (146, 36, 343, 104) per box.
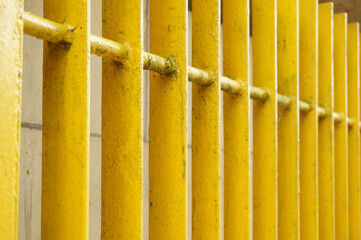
(278, 94, 292, 108)
(143, 52, 178, 75)
(90, 35, 130, 62)
(23, 11, 357, 126)
(23, 11, 73, 43)
(299, 100, 312, 112)
(333, 112, 341, 123)
(318, 106, 327, 118)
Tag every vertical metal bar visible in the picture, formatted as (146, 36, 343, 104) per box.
(318, 3, 335, 239)
(192, 0, 221, 239)
(42, 0, 90, 238)
(299, 0, 319, 239)
(277, 0, 299, 239)
(252, 0, 277, 238)
(101, 0, 143, 239)
(347, 23, 360, 240)
(223, 0, 250, 239)
(0, 0, 23, 239)
(333, 13, 348, 240)
(149, 0, 188, 238)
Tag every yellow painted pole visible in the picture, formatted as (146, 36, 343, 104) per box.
(318, 3, 335, 240)
(149, 0, 187, 239)
(0, 0, 23, 239)
(192, 0, 221, 239)
(252, 0, 277, 238)
(101, 0, 143, 239)
(333, 13, 348, 240)
(42, 0, 89, 238)
(223, 0, 250, 239)
(299, 0, 319, 239)
(347, 23, 360, 240)
(277, 0, 299, 239)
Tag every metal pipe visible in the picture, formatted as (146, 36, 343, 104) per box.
(318, 106, 327, 118)
(333, 112, 342, 123)
(188, 66, 214, 86)
(220, 76, 245, 95)
(277, 94, 292, 109)
(347, 117, 355, 128)
(24, 11, 73, 43)
(250, 86, 269, 102)
(22, 11, 361, 129)
(299, 101, 312, 113)
(90, 35, 130, 62)
(143, 52, 177, 75)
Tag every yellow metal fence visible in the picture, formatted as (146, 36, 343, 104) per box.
(1, 0, 361, 239)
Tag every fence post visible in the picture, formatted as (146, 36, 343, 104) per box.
(347, 22, 360, 240)
(101, 0, 143, 239)
(299, 0, 319, 238)
(192, 0, 221, 239)
(149, 0, 188, 239)
(42, 0, 90, 238)
(318, 3, 335, 239)
(223, 0, 250, 239)
(252, 0, 277, 238)
(333, 13, 348, 240)
(0, 0, 23, 239)
(277, 0, 299, 239)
